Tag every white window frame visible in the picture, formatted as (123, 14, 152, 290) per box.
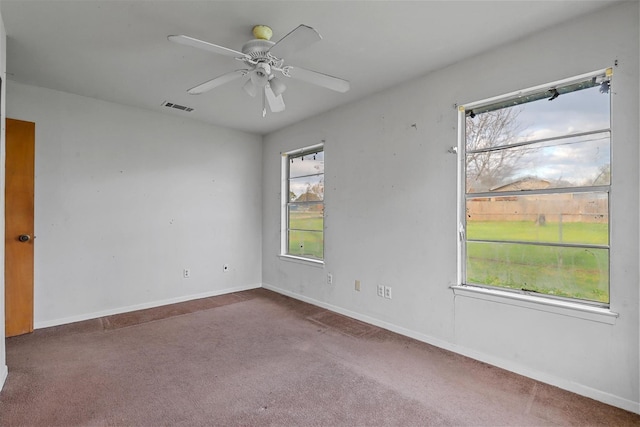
(280, 143, 325, 264)
(453, 68, 619, 323)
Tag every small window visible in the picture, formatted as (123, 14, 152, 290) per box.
(282, 145, 324, 261)
(460, 69, 612, 305)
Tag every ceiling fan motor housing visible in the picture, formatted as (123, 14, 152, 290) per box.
(242, 39, 278, 65)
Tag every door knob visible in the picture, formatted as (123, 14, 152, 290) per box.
(18, 234, 30, 242)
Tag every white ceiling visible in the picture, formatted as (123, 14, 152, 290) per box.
(1, 0, 618, 135)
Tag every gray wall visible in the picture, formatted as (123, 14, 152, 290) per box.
(262, 2, 639, 412)
(7, 82, 263, 327)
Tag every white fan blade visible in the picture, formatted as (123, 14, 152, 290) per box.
(285, 66, 350, 93)
(268, 25, 321, 59)
(187, 70, 246, 95)
(168, 35, 249, 59)
(265, 84, 285, 113)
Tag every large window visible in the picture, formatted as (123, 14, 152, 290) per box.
(282, 144, 324, 261)
(459, 69, 612, 305)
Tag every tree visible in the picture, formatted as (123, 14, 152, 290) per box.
(592, 163, 610, 186)
(295, 181, 324, 202)
(465, 107, 527, 192)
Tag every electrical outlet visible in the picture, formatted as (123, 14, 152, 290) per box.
(183, 268, 190, 279)
(355, 280, 361, 292)
(223, 264, 229, 273)
(384, 286, 392, 299)
(377, 284, 384, 297)
(327, 273, 333, 285)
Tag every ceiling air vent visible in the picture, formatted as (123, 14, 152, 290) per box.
(162, 101, 194, 112)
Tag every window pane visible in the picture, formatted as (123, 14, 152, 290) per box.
(466, 192, 608, 245)
(289, 204, 324, 231)
(466, 84, 610, 152)
(288, 230, 323, 260)
(466, 241, 609, 303)
(289, 151, 324, 178)
(289, 175, 324, 202)
(285, 146, 324, 261)
(466, 132, 610, 193)
(463, 73, 611, 305)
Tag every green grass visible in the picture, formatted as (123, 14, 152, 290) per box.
(288, 214, 323, 259)
(467, 220, 608, 245)
(466, 221, 609, 303)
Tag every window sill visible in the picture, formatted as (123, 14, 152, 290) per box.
(278, 254, 325, 268)
(450, 284, 618, 325)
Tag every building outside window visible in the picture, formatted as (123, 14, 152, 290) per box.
(459, 69, 612, 305)
(282, 144, 324, 261)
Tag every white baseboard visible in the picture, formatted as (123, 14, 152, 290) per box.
(0, 364, 7, 392)
(34, 283, 262, 329)
(262, 282, 640, 415)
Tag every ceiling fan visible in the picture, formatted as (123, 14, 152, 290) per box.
(168, 25, 350, 117)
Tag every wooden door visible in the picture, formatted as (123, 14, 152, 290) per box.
(5, 118, 35, 337)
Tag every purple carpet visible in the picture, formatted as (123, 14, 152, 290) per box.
(1, 289, 637, 426)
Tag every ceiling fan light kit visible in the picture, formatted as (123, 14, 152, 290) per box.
(168, 24, 350, 116)
(269, 76, 287, 97)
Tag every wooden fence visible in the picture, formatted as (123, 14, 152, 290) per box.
(467, 195, 608, 223)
